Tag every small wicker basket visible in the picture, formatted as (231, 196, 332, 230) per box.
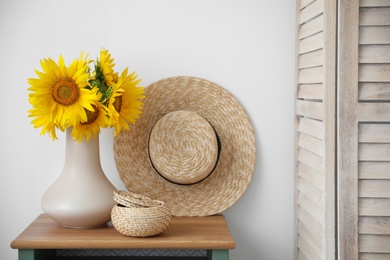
(111, 190, 171, 237)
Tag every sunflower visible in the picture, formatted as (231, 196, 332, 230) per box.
(107, 68, 145, 136)
(91, 49, 117, 89)
(71, 90, 111, 142)
(28, 52, 98, 138)
(28, 108, 63, 141)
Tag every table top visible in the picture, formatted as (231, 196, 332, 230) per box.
(11, 214, 235, 250)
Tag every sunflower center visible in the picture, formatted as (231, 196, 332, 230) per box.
(113, 96, 122, 112)
(82, 105, 99, 125)
(52, 78, 80, 106)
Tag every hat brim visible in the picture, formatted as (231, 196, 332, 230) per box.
(114, 76, 256, 216)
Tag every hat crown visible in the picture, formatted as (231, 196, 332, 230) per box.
(148, 110, 219, 185)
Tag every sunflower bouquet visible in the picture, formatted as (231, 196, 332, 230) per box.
(28, 49, 145, 142)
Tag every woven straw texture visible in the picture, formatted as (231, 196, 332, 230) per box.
(149, 110, 219, 185)
(111, 190, 171, 237)
(114, 76, 256, 216)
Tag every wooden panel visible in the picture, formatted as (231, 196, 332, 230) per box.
(300, 14, 324, 39)
(298, 192, 324, 223)
(360, 8, 390, 25)
(298, 249, 310, 260)
(360, 26, 390, 44)
(360, 253, 390, 260)
(359, 124, 390, 143)
(296, 100, 323, 120)
(295, 1, 335, 259)
(360, 0, 390, 7)
(298, 220, 322, 254)
(359, 83, 390, 101)
(359, 45, 390, 64)
(298, 84, 323, 100)
(359, 162, 390, 179)
(358, 103, 390, 122)
(298, 206, 323, 238)
(299, 49, 324, 69)
(321, 0, 337, 257)
(359, 143, 390, 161)
(298, 177, 323, 206)
(300, 0, 316, 9)
(298, 235, 322, 260)
(359, 180, 390, 198)
(300, 0, 324, 24)
(298, 147, 323, 173)
(359, 235, 390, 253)
(338, 1, 360, 259)
(299, 31, 324, 54)
(359, 198, 390, 216)
(359, 64, 390, 82)
(359, 216, 390, 234)
(297, 117, 323, 139)
(298, 132, 323, 156)
(298, 162, 324, 191)
(299, 66, 324, 84)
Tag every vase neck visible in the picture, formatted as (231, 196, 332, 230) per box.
(65, 128, 101, 166)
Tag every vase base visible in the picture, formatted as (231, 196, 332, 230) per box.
(62, 223, 109, 229)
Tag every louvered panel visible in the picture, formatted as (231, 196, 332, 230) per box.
(297, 249, 310, 260)
(360, 7, 390, 25)
(298, 235, 322, 260)
(300, 0, 316, 9)
(359, 64, 390, 82)
(300, 0, 324, 25)
(359, 83, 390, 101)
(297, 117, 323, 139)
(359, 143, 390, 161)
(359, 45, 390, 64)
(299, 31, 324, 54)
(298, 84, 323, 100)
(359, 198, 390, 216)
(299, 67, 323, 84)
(360, 253, 390, 260)
(360, 217, 390, 235)
(298, 206, 323, 238)
(359, 235, 390, 253)
(295, 1, 334, 259)
(298, 148, 323, 173)
(359, 162, 390, 179)
(359, 180, 390, 198)
(298, 220, 322, 255)
(298, 162, 323, 191)
(299, 49, 324, 69)
(298, 132, 323, 156)
(357, 4, 390, 256)
(298, 177, 323, 206)
(358, 103, 390, 122)
(296, 100, 323, 120)
(300, 14, 324, 39)
(360, 26, 390, 44)
(298, 192, 324, 223)
(360, 0, 390, 7)
(359, 124, 390, 143)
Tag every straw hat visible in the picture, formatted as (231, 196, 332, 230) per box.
(114, 76, 256, 216)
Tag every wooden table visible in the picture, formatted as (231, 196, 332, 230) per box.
(11, 214, 235, 260)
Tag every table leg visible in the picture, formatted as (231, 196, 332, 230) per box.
(19, 249, 56, 260)
(207, 249, 229, 260)
(19, 250, 34, 260)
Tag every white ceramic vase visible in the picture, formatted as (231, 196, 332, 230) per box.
(41, 128, 116, 228)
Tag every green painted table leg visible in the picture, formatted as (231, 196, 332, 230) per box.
(207, 249, 229, 260)
(19, 249, 56, 260)
(19, 250, 34, 260)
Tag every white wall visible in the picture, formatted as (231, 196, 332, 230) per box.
(0, 0, 296, 259)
